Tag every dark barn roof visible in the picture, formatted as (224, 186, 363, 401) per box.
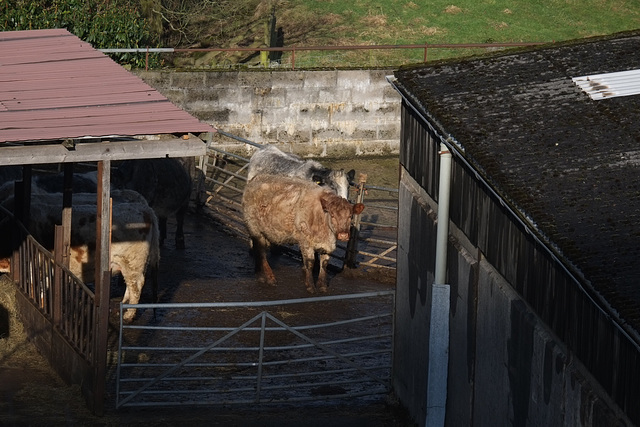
(0, 28, 214, 164)
(393, 31, 640, 335)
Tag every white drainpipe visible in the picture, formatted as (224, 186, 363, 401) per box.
(435, 143, 452, 285)
(425, 143, 452, 427)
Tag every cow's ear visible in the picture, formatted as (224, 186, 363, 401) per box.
(320, 195, 330, 212)
(352, 203, 364, 215)
(346, 169, 356, 183)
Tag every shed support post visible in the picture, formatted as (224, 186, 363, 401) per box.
(10, 181, 24, 284)
(53, 225, 64, 327)
(11, 166, 31, 284)
(93, 160, 111, 416)
(61, 163, 74, 268)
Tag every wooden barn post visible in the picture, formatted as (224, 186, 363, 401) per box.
(10, 166, 31, 284)
(53, 225, 64, 327)
(93, 160, 112, 415)
(51, 163, 74, 328)
(61, 163, 74, 268)
(10, 180, 24, 284)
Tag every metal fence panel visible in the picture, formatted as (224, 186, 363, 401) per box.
(200, 132, 398, 270)
(116, 291, 394, 408)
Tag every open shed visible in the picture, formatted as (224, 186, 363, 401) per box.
(0, 28, 215, 414)
(389, 30, 639, 426)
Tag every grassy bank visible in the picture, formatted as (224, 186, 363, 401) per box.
(293, 0, 640, 65)
(183, 0, 640, 68)
(297, 0, 640, 45)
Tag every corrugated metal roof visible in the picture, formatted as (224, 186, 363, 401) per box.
(0, 28, 214, 144)
(572, 69, 640, 100)
(393, 30, 640, 337)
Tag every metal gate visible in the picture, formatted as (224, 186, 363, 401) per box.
(116, 291, 394, 408)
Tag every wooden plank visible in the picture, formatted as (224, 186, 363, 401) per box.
(0, 111, 212, 141)
(0, 137, 208, 166)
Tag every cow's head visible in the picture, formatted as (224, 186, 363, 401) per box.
(320, 193, 365, 241)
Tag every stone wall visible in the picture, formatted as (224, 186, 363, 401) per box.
(135, 69, 401, 158)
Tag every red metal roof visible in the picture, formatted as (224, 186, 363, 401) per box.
(0, 28, 214, 144)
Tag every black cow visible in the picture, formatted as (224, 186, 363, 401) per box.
(113, 158, 192, 249)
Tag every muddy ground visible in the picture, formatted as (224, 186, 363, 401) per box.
(0, 156, 414, 426)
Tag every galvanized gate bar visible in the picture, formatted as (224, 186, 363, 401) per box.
(122, 311, 391, 334)
(125, 290, 394, 309)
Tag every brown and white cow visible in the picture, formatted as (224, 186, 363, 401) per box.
(1, 190, 159, 322)
(242, 174, 364, 293)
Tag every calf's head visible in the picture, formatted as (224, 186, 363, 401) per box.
(312, 168, 356, 200)
(320, 194, 365, 241)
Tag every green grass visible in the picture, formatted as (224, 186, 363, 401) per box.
(169, 0, 640, 68)
(296, 0, 640, 44)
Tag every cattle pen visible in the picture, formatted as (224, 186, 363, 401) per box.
(0, 133, 400, 418)
(198, 130, 399, 273)
(111, 133, 400, 410)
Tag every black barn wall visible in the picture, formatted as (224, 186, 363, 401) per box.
(396, 101, 638, 425)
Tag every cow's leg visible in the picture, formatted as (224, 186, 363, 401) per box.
(120, 269, 145, 323)
(252, 236, 276, 285)
(315, 252, 330, 293)
(175, 205, 187, 250)
(300, 247, 316, 293)
(159, 216, 167, 247)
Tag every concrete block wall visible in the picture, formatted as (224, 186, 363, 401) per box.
(135, 69, 401, 158)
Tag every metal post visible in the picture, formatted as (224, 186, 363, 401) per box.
(345, 173, 367, 269)
(426, 284, 450, 427)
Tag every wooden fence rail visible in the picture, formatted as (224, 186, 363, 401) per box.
(0, 205, 98, 362)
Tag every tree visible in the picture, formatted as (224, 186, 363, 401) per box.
(141, 0, 265, 47)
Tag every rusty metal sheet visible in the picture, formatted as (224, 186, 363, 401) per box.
(0, 29, 213, 146)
